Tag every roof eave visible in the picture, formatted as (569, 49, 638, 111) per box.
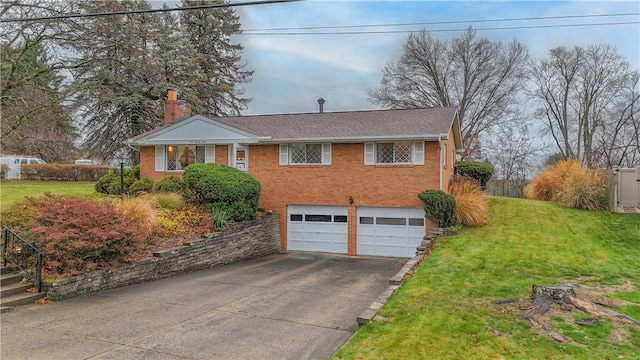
(257, 134, 450, 144)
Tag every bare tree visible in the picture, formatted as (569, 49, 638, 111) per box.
(486, 121, 541, 181)
(528, 44, 639, 168)
(368, 28, 529, 159)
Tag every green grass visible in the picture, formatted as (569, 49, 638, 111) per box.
(0, 180, 97, 212)
(334, 197, 640, 359)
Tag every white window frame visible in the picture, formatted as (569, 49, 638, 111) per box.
(154, 145, 215, 172)
(279, 143, 331, 165)
(364, 141, 424, 165)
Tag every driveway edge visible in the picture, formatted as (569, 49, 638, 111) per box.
(357, 236, 435, 325)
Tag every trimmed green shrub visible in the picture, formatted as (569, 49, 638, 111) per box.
(418, 190, 456, 228)
(95, 167, 139, 195)
(129, 178, 154, 196)
(183, 163, 261, 222)
(154, 175, 186, 193)
(455, 161, 494, 189)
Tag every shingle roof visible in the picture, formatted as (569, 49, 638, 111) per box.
(214, 106, 458, 141)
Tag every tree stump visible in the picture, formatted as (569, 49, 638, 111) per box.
(523, 284, 576, 321)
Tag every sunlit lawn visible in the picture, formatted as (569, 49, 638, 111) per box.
(334, 197, 640, 359)
(0, 180, 96, 212)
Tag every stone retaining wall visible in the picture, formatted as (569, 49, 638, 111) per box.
(43, 213, 280, 301)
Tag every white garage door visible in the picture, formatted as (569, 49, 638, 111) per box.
(287, 205, 348, 254)
(357, 207, 425, 257)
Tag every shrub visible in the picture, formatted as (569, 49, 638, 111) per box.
(449, 176, 488, 226)
(418, 190, 456, 228)
(154, 175, 186, 193)
(152, 192, 185, 210)
(183, 163, 261, 222)
(154, 203, 213, 239)
(16, 194, 144, 278)
(95, 167, 138, 195)
(525, 159, 609, 211)
(0, 164, 8, 179)
(20, 164, 111, 181)
(129, 178, 154, 196)
(210, 206, 232, 229)
(455, 161, 494, 189)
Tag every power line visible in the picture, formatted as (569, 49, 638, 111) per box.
(241, 21, 640, 36)
(243, 12, 640, 31)
(0, 0, 300, 23)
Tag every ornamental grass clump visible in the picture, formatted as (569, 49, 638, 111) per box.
(449, 176, 488, 226)
(113, 197, 158, 241)
(525, 159, 609, 211)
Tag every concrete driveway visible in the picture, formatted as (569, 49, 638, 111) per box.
(1, 252, 403, 360)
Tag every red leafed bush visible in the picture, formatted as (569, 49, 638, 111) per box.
(23, 194, 145, 277)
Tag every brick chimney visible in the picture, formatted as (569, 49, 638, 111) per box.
(164, 88, 192, 125)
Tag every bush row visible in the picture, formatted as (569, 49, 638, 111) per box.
(19, 164, 112, 181)
(95, 167, 185, 196)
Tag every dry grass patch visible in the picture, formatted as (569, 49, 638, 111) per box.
(525, 159, 608, 211)
(449, 176, 488, 226)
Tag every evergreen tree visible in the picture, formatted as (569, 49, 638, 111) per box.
(180, 0, 253, 116)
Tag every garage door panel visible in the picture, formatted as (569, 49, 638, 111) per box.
(357, 207, 425, 258)
(287, 205, 348, 254)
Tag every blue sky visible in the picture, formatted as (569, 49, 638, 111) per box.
(228, 0, 640, 115)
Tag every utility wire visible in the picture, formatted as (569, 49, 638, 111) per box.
(243, 12, 640, 31)
(241, 21, 640, 36)
(0, 0, 300, 23)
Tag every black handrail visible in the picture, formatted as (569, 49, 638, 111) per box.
(2, 225, 45, 293)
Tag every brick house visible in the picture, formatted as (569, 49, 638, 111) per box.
(127, 90, 463, 257)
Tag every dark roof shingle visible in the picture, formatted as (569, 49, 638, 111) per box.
(214, 106, 458, 140)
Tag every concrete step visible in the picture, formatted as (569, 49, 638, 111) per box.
(1, 266, 14, 275)
(1, 281, 34, 297)
(0, 291, 46, 307)
(0, 272, 22, 287)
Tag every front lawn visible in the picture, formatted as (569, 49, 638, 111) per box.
(334, 197, 640, 359)
(0, 180, 96, 211)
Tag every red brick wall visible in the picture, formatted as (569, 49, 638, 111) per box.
(140, 140, 453, 255)
(139, 145, 229, 181)
(248, 142, 445, 254)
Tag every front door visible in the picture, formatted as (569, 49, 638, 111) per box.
(235, 145, 248, 171)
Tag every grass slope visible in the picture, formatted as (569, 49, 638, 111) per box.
(0, 180, 96, 212)
(334, 197, 640, 359)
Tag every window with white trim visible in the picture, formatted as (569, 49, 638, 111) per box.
(279, 143, 331, 165)
(364, 141, 424, 165)
(156, 145, 214, 171)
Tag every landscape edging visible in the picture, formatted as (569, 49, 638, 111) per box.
(42, 213, 280, 301)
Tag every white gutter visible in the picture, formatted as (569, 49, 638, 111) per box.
(438, 136, 443, 191)
(256, 134, 450, 144)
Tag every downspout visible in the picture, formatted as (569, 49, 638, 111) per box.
(438, 136, 443, 191)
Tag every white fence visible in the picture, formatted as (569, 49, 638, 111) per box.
(614, 167, 640, 208)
